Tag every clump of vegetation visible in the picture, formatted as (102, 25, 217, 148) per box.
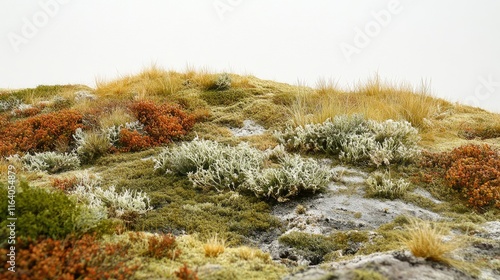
(50, 175, 78, 191)
(213, 73, 232, 90)
(278, 231, 337, 264)
(0, 182, 79, 240)
(95, 65, 185, 97)
(365, 171, 411, 199)
(350, 269, 388, 280)
(244, 153, 333, 202)
(0, 234, 139, 279)
(145, 233, 181, 260)
(293, 75, 443, 128)
(236, 246, 271, 262)
(70, 171, 152, 225)
(279, 230, 371, 264)
(0, 98, 20, 113)
(0, 109, 83, 156)
(11, 102, 46, 118)
(154, 139, 332, 201)
(175, 263, 199, 280)
(128, 100, 195, 146)
(19, 151, 80, 173)
(72, 99, 196, 155)
(0, 85, 79, 104)
(400, 219, 462, 266)
(420, 144, 500, 211)
(295, 204, 307, 215)
(277, 114, 421, 166)
(203, 234, 226, 258)
(73, 128, 112, 163)
(458, 115, 500, 140)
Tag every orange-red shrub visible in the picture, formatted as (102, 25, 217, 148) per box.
(0, 235, 139, 280)
(117, 129, 153, 152)
(0, 109, 83, 156)
(51, 176, 78, 192)
(144, 233, 181, 260)
(128, 101, 195, 146)
(420, 144, 500, 211)
(175, 263, 198, 280)
(12, 106, 42, 118)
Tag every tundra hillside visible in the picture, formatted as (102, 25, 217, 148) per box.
(1, 66, 499, 280)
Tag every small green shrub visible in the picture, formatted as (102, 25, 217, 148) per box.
(365, 171, 410, 199)
(199, 89, 250, 106)
(20, 151, 80, 173)
(0, 182, 78, 240)
(277, 115, 421, 166)
(278, 231, 336, 264)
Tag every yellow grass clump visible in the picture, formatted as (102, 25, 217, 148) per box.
(236, 246, 271, 262)
(99, 107, 135, 128)
(291, 74, 449, 129)
(203, 234, 226, 258)
(95, 64, 184, 98)
(400, 219, 461, 265)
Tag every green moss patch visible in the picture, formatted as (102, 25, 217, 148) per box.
(95, 153, 281, 244)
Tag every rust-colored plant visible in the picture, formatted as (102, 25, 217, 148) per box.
(117, 128, 153, 152)
(175, 263, 198, 280)
(50, 176, 78, 192)
(128, 100, 195, 146)
(0, 234, 139, 280)
(0, 109, 83, 156)
(420, 144, 500, 211)
(12, 104, 45, 118)
(144, 233, 181, 260)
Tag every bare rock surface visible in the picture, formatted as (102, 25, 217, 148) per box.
(230, 119, 266, 136)
(271, 167, 442, 235)
(252, 164, 499, 280)
(283, 251, 475, 280)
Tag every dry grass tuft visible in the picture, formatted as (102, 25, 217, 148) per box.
(236, 246, 271, 262)
(99, 107, 135, 128)
(203, 234, 226, 258)
(292, 74, 448, 129)
(95, 64, 184, 98)
(400, 219, 462, 265)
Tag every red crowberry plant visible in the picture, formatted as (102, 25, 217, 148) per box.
(0, 109, 83, 156)
(51, 176, 78, 192)
(421, 144, 500, 211)
(175, 263, 199, 280)
(117, 128, 153, 152)
(144, 233, 181, 260)
(0, 235, 139, 280)
(128, 100, 195, 146)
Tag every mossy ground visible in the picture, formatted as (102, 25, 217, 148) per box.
(1, 68, 499, 279)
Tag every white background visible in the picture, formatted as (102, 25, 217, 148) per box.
(1, 0, 499, 112)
